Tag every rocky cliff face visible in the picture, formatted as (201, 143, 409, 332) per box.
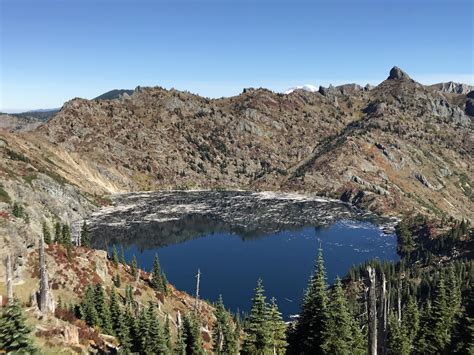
(429, 81, 474, 95)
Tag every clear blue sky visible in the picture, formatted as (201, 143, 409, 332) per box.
(1, 0, 473, 111)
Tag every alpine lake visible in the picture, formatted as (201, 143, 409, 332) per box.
(87, 191, 399, 319)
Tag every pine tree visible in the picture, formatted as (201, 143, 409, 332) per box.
(0, 299, 37, 353)
(120, 246, 126, 264)
(175, 326, 187, 355)
(81, 221, 92, 247)
(114, 272, 121, 288)
(116, 310, 132, 353)
(449, 287, 474, 353)
(112, 245, 119, 266)
(125, 308, 139, 352)
(213, 295, 227, 354)
(268, 297, 287, 355)
(151, 254, 166, 293)
(125, 284, 134, 308)
(42, 221, 52, 245)
(146, 305, 167, 354)
(183, 313, 204, 354)
(61, 224, 71, 246)
(130, 255, 138, 279)
(386, 313, 410, 355)
(82, 285, 99, 327)
(322, 277, 352, 354)
(403, 294, 420, 345)
(446, 265, 462, 328)
(110, 287, 122, 331)
(415, 301, 432, 353)
(136, 305, 152, 353)
(293, 247, 329, 354)
(242, 278, 272, 354)
(94, 284, 113, 334)
(164, 315, 172, 352)
(54, 221, 62, 243)
(213, 295, 238, 354)
(426, 273, 450, 351)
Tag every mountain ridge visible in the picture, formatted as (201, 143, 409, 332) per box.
(0, 66, 472, 280)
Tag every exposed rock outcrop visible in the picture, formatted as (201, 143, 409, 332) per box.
(387, 66, 410, 80)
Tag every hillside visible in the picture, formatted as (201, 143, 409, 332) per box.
(1, 66, 472, 273)
(38, 67, 473, 220)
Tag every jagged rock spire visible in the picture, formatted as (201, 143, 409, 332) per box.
(388, 66, 410, 80)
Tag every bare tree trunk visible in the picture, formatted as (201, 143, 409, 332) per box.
(176, 310, 182, 329)
(382, 273, 387, 332)
(39, 233, 49, 313)
(397, 277, 402, 324)
(379, 272, 387, 354)
(194, 268, 201, 313)
(5, 254, 13, 303)
(367, 266, 377, 355)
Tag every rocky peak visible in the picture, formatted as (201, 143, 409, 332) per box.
(387, 66, 411, 81)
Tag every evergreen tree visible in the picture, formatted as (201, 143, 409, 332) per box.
(268, 297, 287, 355)
(0, 299, 37, 353)
(151, 254, 166, 292)
(213, 295, 227, 354)
(42, 221, 52, 245)
(125, 284, 134, 308)
(124, 308, 139, 352)
(386, 313, 410, 355)
(213, 295, 238, 354)
(293, 248, 329, 354)
(446, 265, 462, 327)
(403, 294, 420, 345)
(116, 310, 132, 353)
(120, 246, 126, 264)
(82, 285, 99, 327)
(81, 221, 92, 248)
(114, 272, 121, 288)
(322, 277, 352, 354)
(425, 274, 450, 351)
(415, 301, 432, 353)
(146, 305, 167, 354)
(110, 287, 122, 331)
(242, 278, 272, 354)
(350, 314, 366, 355)
(175, 326, 187, 355)
(112, 245, 119, 266)
(130, 255, 138, 279)
(54, 221, 62, 243)
(61, 223, 71, 246)
(136, 305, 152, 353)
(164, 315, 172, 352)
(449, 287, 474, 353)
(94, 284, 113, 334)
(182, 313, 204, 355)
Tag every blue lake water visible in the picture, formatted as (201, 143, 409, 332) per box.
(107, 218, 398, 318)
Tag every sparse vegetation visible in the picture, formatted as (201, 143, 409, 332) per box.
(0, 184, 11, 203)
